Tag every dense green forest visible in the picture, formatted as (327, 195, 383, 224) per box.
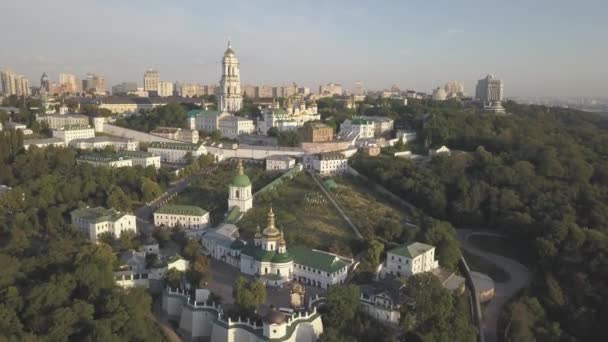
(0, 141, 171, 340)
(351, 100, 608, 341)
(114, 103, 190, 132)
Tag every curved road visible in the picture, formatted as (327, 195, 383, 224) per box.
(457, 229, 532, 342)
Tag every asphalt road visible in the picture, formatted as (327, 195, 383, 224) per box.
(457, 229, 532, 342)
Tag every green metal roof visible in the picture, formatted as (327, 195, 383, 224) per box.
(190, 109, 220, 117)
(290, 246, 348, 273)
(225, 206, 242, 224)
(71, 207, 127, 223)
(232, 174, 251, 187)
(388, 242, 434, 258)
(148, 141, 201, 151)
(155, 204, 207, 216)
(241, 245, 293, 263)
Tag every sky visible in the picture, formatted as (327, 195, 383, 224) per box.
(1, 0, 607, 97)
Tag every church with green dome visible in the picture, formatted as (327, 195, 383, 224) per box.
(227, 160, 253, 213)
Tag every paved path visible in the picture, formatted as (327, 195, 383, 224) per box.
(307, 171, 363, 240)
(135, 165, 219, 225)
(457, 229, 532, 342)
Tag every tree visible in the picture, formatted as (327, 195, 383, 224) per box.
(118, 230, 139, 251)
(187, 255, 210, 288)
(232, 277, 266, 316)
(153, 227, 171, 247)
(182, 239, 201, 261)
(164, 268, 183, 289)
(324, 285, 360, 329)
(141, 178, 162, 202)
(364, 239, 384, 267)
(106, 187, 131, 211)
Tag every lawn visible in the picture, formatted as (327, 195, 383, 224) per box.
(171, 161, 279, 225)
(331, 175, 417, 242)
(238, 172, 357, 257)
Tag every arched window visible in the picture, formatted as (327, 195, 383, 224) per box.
(235, 190, 239, 198)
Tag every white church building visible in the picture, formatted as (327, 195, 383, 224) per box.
(200, 164, 353, 289)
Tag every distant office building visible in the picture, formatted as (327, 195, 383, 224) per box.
(84, 74, 105, 94)
(432, 87, 447, 101)
(258, 85, 273, 98)
(475, 74, 505, 113)
(1, 70, 30, 96)
(475, 74, 504, 103)
(157, 81, 174, 97)
(40, 72, 50, 92)
(319, 83, 343, 96)
(353, 81, 365, 96)
(59, 73, 81, 93)
(112, 82, 138, 95)
(179, 83, 204, 97)
(242, 84, 257, 98)
(443, 81, 465, 98)
(143, 69, 160, 92)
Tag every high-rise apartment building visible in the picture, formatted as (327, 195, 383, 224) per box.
(59, 73, 81, 93)
(157, 81, 174, 97)
(83, 73, 105, 94)
(144, 69, 160, 92)
(112, 82, 138, 95)
(179, 83, 204, 97)
(319, 83, 343, 96)
(1, 70, 30, 96)
(353, 81, 365, 96)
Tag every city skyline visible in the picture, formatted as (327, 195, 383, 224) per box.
(1, 0, 607, 97)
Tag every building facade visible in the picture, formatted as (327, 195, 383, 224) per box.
(476, 74, 505, 112)
(76, 153, 133, 168)
(154, 205, 210, 229)
(147, 141, 206, 163)
(23, 138, 66, 150)
(144, 69, 160, 92)
(258, 99, 320, 134)
(36, 114, 89, 129)
(150, 127, 200, 143)
(52, 125, 95, 143)
(1, 70, 30, 96)
(219, 42, 243, 112)
(381, 242, 439, 278)
(69, 136, 139, 151)
(339, 118, 375, 139)
(303, 152, 348, 176)
(157, 81, 174, 97)
(70, 207, 136, 243)
(118, 150, 161, 169)
(301, 122, 334, 143)
(266, 155, 295, 171)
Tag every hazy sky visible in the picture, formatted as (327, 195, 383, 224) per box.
(1, 0, 606, 97)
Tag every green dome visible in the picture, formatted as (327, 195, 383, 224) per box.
(232, 174, 251, 187)
(232, 160, 251, 187)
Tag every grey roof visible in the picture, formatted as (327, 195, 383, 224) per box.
(202, 224, 238, 248)
(23, 137, 64, 145)
(70, 136, 131, 143)
(266, 155, 295, 162)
